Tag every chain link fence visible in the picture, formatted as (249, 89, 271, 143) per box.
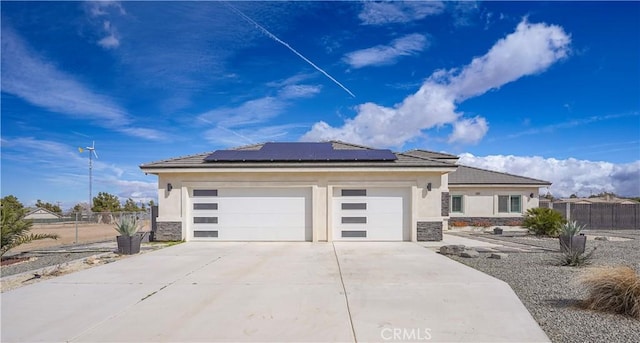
(23, 211, 152, 251)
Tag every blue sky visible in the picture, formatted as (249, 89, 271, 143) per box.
(2, 1, 639, 209)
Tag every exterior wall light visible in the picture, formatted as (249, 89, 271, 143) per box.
(167, 183, 173, 192)
(427, 182, 432, 191)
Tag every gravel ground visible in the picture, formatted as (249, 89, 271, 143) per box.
(1, 251, 110, 277)
(448, 230, 640, 343)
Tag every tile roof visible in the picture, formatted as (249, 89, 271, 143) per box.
(140, 141, 455, 170)
(449, 165, 551, 186)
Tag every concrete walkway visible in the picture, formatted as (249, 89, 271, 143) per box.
(1, 242, 549, 342)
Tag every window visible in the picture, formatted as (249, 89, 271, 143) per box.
(342, 189, 366, 196)
(498, 195, 521, 213)
(451, 195, 463, 213)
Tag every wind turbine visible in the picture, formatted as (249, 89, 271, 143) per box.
(78, 141, 98, 211)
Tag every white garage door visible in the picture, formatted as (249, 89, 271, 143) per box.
(332, 187, 409, 241)
(190, 188, 311, 241)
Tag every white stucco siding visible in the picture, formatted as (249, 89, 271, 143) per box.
(448, 186, 541, 217)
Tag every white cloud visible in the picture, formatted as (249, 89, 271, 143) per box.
(344, 33, 428, 69)
(0, 25, 162, 140)
(303, 19, 571, 148)
(448, 116, 488, 144)
(359, 1, 445, 25)
(458, 154, 640, 198)
(204, 124, 307, 147)
(97, 21, 120, 49)
(85, 2, 125, 49)
(278, 84, 322, 99)
(198, 79, 321, 144)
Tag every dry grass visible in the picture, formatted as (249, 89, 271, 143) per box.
(9, 221, 150, 253)
(580, 266, 640, 319)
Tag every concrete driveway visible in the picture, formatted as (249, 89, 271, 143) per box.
(1, 242, 548, 342)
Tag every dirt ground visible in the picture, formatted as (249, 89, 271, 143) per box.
(11, 221, 151, 253)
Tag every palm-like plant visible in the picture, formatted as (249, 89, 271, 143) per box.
(1, 206, 58, 256)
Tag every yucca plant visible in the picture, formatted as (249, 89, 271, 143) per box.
(113, 215, 141, 237)
(1, 206, 58, 256)
(580, 266, 640, 319)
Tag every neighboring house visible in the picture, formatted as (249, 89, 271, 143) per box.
(140, 141, 551, 242)
(24, 208, 62, 221)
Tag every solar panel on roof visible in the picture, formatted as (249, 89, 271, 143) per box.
(204, 142, 397, 162)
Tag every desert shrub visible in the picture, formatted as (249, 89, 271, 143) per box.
(522, 207, 565, 236)
(580, 266, 640, 319)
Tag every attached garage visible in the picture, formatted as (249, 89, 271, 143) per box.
(140, 141, 457, 242)
(332, 187, 410, 241)
(189, 187, 312, 241)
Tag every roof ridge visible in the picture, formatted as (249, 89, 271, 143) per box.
(396, 152, 457, 166)
(456, 164, 551, 184)
(405, 149, 459, 158)
(326, 140, 376, 150)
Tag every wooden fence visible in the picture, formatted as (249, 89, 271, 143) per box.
(540, 201, 639, 230)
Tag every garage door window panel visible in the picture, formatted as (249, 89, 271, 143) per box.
(342, 203, 367, 210)
(193, 203, 218, 210)
(342, 230, 367, 238)
(342, 217, 367, 224)
(193, 190, 218, 197)
(194, 217, 218, 224)
(193, 231, 218, 238)
(342, 189, 366, 196)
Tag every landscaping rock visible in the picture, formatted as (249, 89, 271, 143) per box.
(439, 245, 466, 255)
(460, 249, 480, 258)
(489, 253, 508, 259)
(594, 236, 609, 241)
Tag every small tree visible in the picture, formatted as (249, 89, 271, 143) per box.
(523, 207, 566, 236)
(35, 200, 62, 214)
(1, 195, 24, 213)
(92, 192, 122, 212)
(147, 200, 156, 208)
(123, 198, 141, 212)
(1, 196, 58, 256)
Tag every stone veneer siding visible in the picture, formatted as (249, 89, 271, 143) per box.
(441, 192, 450, 217)
(417, 221, 443, 241)
(449, 217, 524, 227)
(155, 221, 183, 241)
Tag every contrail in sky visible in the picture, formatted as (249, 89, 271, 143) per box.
(225, 3, 356, 98)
